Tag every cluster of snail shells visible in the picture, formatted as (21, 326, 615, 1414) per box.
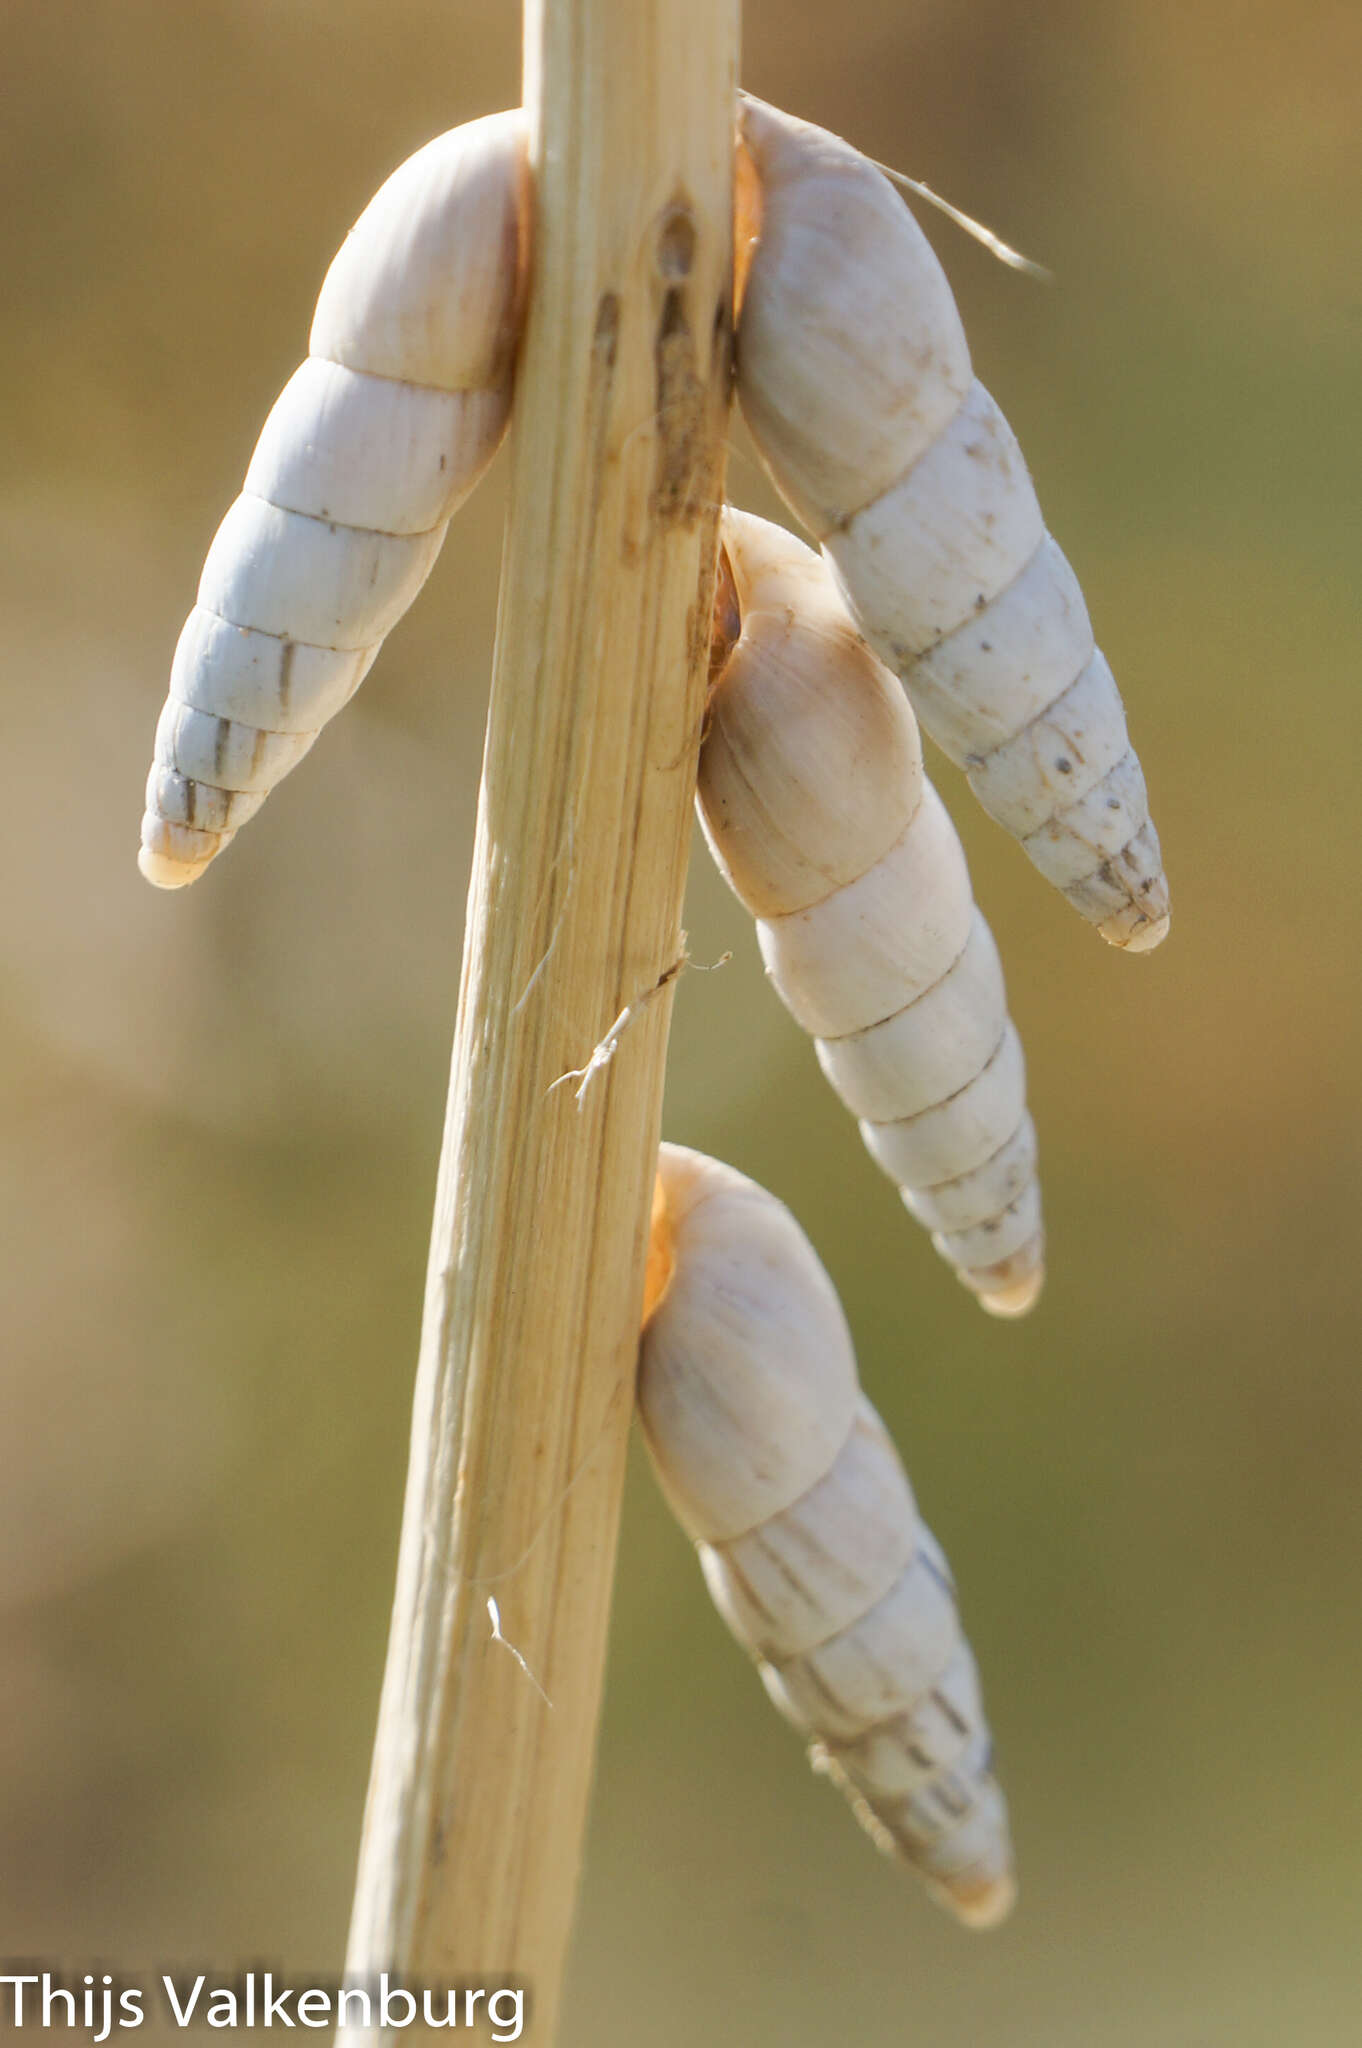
(138, 111, 528, 889)
(735, 95, 1169, 953)
(138, 97, 1169, 961)
(638, 1144, 1015, 1928)
(703, 510, 1043, 1317)
(129, 90, 1193, 1941)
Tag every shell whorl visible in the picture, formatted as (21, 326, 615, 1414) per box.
(138, 109, 528, 888)
(735, 95, 1169, 953)
(701, 509, 1044, 1317)
(638, 1143, 1016, 1927)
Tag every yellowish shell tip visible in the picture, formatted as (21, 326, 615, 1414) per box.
(976, 1265, 1045, 1319)
(965, 1236, 1045, 1319)
(936, 1867, 1018, 1930)
(137, 845, 199, 890)
(1116, 908, 1171, 954)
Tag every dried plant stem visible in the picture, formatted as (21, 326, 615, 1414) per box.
(340, 2, 737, 2040)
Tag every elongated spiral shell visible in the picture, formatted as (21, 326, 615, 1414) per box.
(735, 96, 1169, 953)
(638, 1144, 1016, 1927)
(702, 510, 1043, 1316)
(138, 110, 528, 887)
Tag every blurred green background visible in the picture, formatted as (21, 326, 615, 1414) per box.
(2, 1, 1360, 2040)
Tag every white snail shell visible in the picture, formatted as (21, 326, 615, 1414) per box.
(638, 1143, 1016, 1928)
(735, 95, 1169, 953)
(138, 110, 528, 888)
(702, 510, 1043, 1317)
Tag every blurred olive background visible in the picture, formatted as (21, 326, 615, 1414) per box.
(3, 1, 1360, 2041)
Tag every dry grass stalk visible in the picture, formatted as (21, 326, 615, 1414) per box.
(341, 0, 738, 2039)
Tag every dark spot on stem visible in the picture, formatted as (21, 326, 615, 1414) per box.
(656, 204, 696, 280)
(652, 287, 705, 524)
(593, 292, 620, 368)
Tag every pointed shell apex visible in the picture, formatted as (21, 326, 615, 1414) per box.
(933, 1867, 1018, 1930)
